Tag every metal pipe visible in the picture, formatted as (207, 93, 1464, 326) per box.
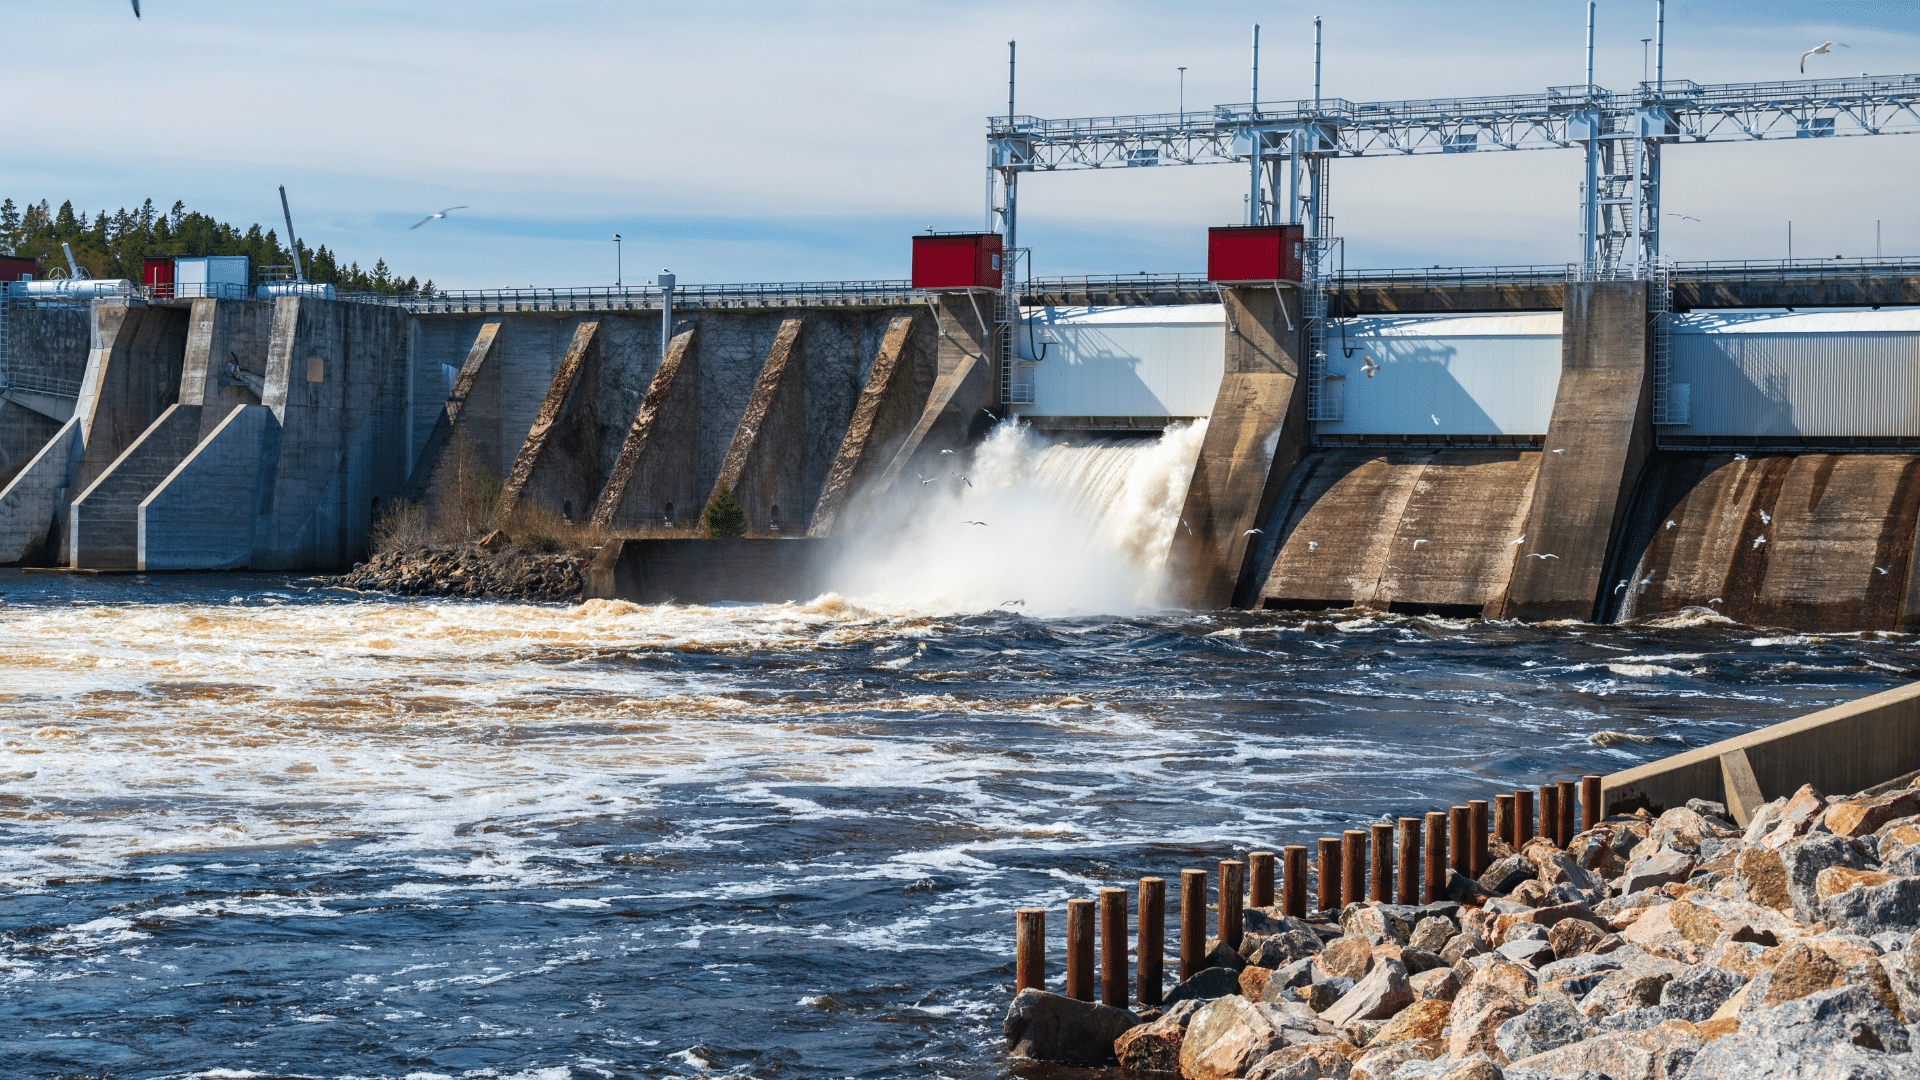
(1469, 799, 1490, 877)
(1282, 845, 1308, 917)
(1395, 818, 1419, 905)
(1423, 811, 1447, 903)
(1515, 788, 1536, 847)
(279, 185, 305, 282)
(1316, 837, 1341, 913)
(1138, 877, 1164, 1006)
(1586, 1, 1596, 89)
(1369, 822, 1393, 903)
(1313, 15, 1322, 109)
(1249, 851, 1276, 909)
(1066, 898, 1094, 1000)
(659, 270, 676, 365)
(1250, 24, 1262, 225)
(1583, 775, 1603, 831)
(1495, 793, 1515, 847)
(1218, 860, 1245, 949)
(60, 242, 81, 280)
(1179, 869, 1206, 981)
(1656, 0, 1665, 88)
(1342, 830, 1366, 907)
(1016, 908, 1045, 992)
(1448, 806, 1469, 873)
(1539, 784, 1559, 847)
(1100, 887, 1128, 1007)
(16, 278, 133, 300)
(1557, 779, 1578, 844)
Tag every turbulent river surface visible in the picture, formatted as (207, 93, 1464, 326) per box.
(4, 426, 1919, 1080)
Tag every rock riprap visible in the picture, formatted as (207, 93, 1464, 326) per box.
(1002, 780, 1920, 1077)
(324, 540, 587, 602)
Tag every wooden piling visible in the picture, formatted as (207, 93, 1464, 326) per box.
(1557, 779, 1577, 845)
(1341, 830, 1367, 907)
(1582, 774, 1603, 832)
(1179, 869, 1206, 982)
(1016, 908, 1045, 992)
(1066, 898, 1095, 1000)
(1100, 887, 1127, 1008)
(1494, 793, 1515, 847)
(1369, 822, 1393, 902)
(1395, 818, 1419, 905)
(1423, 811, 1447, 903)
(1448, 806, 1469, 872)
(1538, 784, 1558, 848)
(1218, 860, 1245, 950)
(1138, 877, 1164, 1007)
(1249, 851, 1275, 909)
(1515, 788, 1535, 846)
(1468, 799, 1490, 877)
(1316, 837, 1341, 913)
(1282, 846, 1307, 917)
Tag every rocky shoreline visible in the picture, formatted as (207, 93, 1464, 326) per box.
(1005, 780, 1920, 1079)
(323, 539, 588, 602)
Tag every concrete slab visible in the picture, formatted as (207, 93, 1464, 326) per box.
(1168, 285, 1310, 608)
(592, 327, 701, 530)
(1493, 282, 1652, 621)
(711, 317, 807, 533)
(140, 404, 281, 571)
(68, 404, 206, 569)
(586, 537, 843, 604)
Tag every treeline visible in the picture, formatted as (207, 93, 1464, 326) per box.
(0, 197, 436, 297)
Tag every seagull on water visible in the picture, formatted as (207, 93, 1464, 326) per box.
(410, 206, 469, 229)
(1753, 535, 1768, 549)
(1360, 355, 1381, 378)
(1527, 552, 1561, 559)
(1759, 509, 1772, 524)
(1800, 41, 1848, 73)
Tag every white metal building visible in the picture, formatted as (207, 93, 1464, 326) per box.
(1666, 309, 1920, 438)
(1013, 305, 1225, 419)
(1315, 313, 1563, 436)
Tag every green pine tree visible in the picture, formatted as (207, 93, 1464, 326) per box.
(703, 489, 747, 539)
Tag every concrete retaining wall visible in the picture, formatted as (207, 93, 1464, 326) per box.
(67, 403, 207, 569)
(1604, 679, 1920, 823)
(585, 537, 843, 604)
(140, 404, 281, 571)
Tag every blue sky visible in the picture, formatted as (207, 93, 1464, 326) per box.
(3, 1, 1916, 288)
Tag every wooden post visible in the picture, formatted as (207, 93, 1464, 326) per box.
(1468, 799, 1490, 877)
(1448, 806, 1469, 872)
(1423, 811, 1447, 904)
(1395, 818, 1419, 905)
(1066, 898, 1095, 1001)
(1138, 877, 1164, 1007)
(1179, 869, 1206, 982)
(1494, 793, 1515, 847)
(1538, 784, 1558, 848)
(1016, 908, 1045, 992)
(1282, 846, 1307, 917)
(1583, 774, 1603, 832)
(1515, 789, 1535, 847)
(1100, 887, 1128, 1007)
(1557, 779, 1577, 844)
(1218, 860, 1245, 950)
(1249, 851, 1276, 909)
(1341, 830, 1366, 907)
(1316, 837, 1342, 912)
(1369, 822, 1393, 902)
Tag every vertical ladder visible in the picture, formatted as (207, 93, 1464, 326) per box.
(1305, 162, 1341, 422)
(0, 285, 10, 395)
(1648, 261, 1681, 425)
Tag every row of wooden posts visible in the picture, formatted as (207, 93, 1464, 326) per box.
(1013, 775, 1604, 1008)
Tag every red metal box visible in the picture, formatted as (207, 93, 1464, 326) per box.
(1208, 224, 1304, 283)
(912, 233, 1003, 290)
(0, 255, 36, 282)
(142, 256, 175, 287)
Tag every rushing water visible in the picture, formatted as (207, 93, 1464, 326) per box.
(4, 426, 1920, 1080)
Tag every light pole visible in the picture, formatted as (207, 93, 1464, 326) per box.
(1178, 66, 1187, 118)
(613, 233, 622, 287)
(1641, 39, 1651, 83)
(657, 269, 675, 364)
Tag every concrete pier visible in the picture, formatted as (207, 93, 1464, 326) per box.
(808, 314, 935, 536)
(710, 317, 807, 533)
(592, 327, 701, 530)
(498, 321, 610, 523)
(405, 321, 504, 524)
(585, 537, 842, 603)
(139, 404, 281, 570)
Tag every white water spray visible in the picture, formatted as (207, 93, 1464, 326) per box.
(833, 420, 1208, 615)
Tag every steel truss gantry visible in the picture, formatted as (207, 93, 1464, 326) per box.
(987, 73, 1920, 281)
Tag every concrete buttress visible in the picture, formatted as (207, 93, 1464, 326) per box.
(1493, 281, 1653, 620)
(1168, 286, 1310, 608)
(139, 404, 282, 571)
(852, 296, 996, 525)
(591, 327, 701, 530)
(405, 321, 504, 528)
(809, 315, 935, 537)
(711, 317, 807, 533)
(498, 321, 607, 524)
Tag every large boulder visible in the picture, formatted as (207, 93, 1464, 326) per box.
(1658, 963, 1747, 1022)
(1315, 935, 1377, 982)
(1179, 996, 1319, 1080)
(1717, 983, 1911, 1062)
(1165, 965, 1248, 1007)
(1741, 940, 1906, 1024)
(1777, 834, 1868, 924)
(1759, 784, 1830, 848)
(1508, 1021, 1701, 1080)
(1371, 998, 1450, 1045)
(1621, 852, 1695, 894)
(1113, 1011, 1185, 1072)
(1002, 988, 1138, 1062)
(1478, 854, 1537, 895)
(1246, 1043, 1355, 1080)
(1322, 958, 1413, 1027)
(1824, 790, 1920, 838)
(1730, 846, 1794, 911)
(1409, 916, 1456, 953)
(1493, 993, 1593, 1060)
(1823, 873, 1920, 937)
(1349, 1038, 1441, 1080)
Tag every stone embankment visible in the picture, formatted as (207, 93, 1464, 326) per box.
(1005, 782, 1920, 1079)
(324, 537, 587, 602)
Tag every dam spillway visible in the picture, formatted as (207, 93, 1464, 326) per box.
(3, 264, 1920, 632)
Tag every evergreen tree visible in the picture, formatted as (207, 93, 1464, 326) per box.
(0, 199, 18, 253)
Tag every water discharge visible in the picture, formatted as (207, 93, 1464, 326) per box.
(2, 420, 1919, 1078)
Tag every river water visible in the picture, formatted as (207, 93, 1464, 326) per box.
(3, 424, 1919, 1080)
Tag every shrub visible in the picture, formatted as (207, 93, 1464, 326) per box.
(703, 489, 746, 538)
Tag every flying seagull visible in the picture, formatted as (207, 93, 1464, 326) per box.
(940, 449, 956, 455)
(1759, 509, 1772, 524)
(1877, 566, 1891, 575)
(1708, 597, 1724, 606)
(1527, 552, 1561, 559)
(1668, 213, 1701, 222)
(1509, 535, 1525, 546)
(1001, 600, 1025, 607)
(410, 205, 468, 229)
(963, 520, 988, 526)
(1666, 520, 1677, 530)
(1800, 41, 1848, 73)
(1360, 355, 1381, 378)
(1412, 539, 1429, 548)
(1615, 580, 1629, 593)
(1753, 535, 1768, 549)
(1180, 518, 1193, 535)
(1734, 453, 1748, 461)
(954, 473, 972, 488)
(1244, 528, 1263, 537)
(1307, 540, 1319, 551)
(916, 472, 936, 486)
(1431, 414, 1441, 426)
(1552, 448, 1566, 454)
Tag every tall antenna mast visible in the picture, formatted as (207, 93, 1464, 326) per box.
(279, 185, 305, 283)
(1586, 1, 1596, 88)
(1005, 40, 1017, 266)
(1249, 24, 1262, 224)
(1655, 0, 1665, 87)
(1314, 15, 1323, 108)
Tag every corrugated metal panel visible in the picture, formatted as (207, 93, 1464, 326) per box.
(1016, 305, 1224, 418)
(1318, 319, 1562, 436)
(1672, 329, 1920, 437)
(1675, 309, 1920, 334)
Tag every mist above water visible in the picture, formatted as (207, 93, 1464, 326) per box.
(831, 419, 1208, 615)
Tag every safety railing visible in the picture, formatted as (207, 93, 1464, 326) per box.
(142, 281, 253, 301)
(336, 279, 923, 313)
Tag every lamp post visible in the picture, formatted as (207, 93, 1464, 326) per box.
(1178, 66, 1187, 118)
(1641, 39, 1651, 83)
(657, 269, 675, 364)
(613, 233, 622, 287)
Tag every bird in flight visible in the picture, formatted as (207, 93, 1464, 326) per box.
(1431, 414, 1441, 426)
(1307, 540, 1318, 551)
(1527, 552, 1560, 559)
(1734, 453, 1749, 461)
(1001, 599, 1025, 607)
(410, 206, 468, 229)
(1665, 520, 1677, 530)
(130, 0, 140, 15)
(1708, 597, 1724, 606)
(1552, 448, 1566, 454)
(1360, 355, 1381, 378)
(1877, 566, 1891, 575)
(1753, 535, 1768, 549)
(963, 520, 988, 526)
(1180, 518, 1193, 535)
(1615, 580, 1629, 593)
(1800, 41, 1848, 73)
(1759, 509, 1772, 524)
(1509, 535, 1525, 546)
(1412, 539, 1429, 548)
(916, 472, 936, 486)
(940, 449, 955, 455)
(954, 473, 972, 488)
(1244, 528, 1263, 537)
(1668, 213, 1702, 222)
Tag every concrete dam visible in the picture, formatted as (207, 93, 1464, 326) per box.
(4, 262, 1920, 633)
